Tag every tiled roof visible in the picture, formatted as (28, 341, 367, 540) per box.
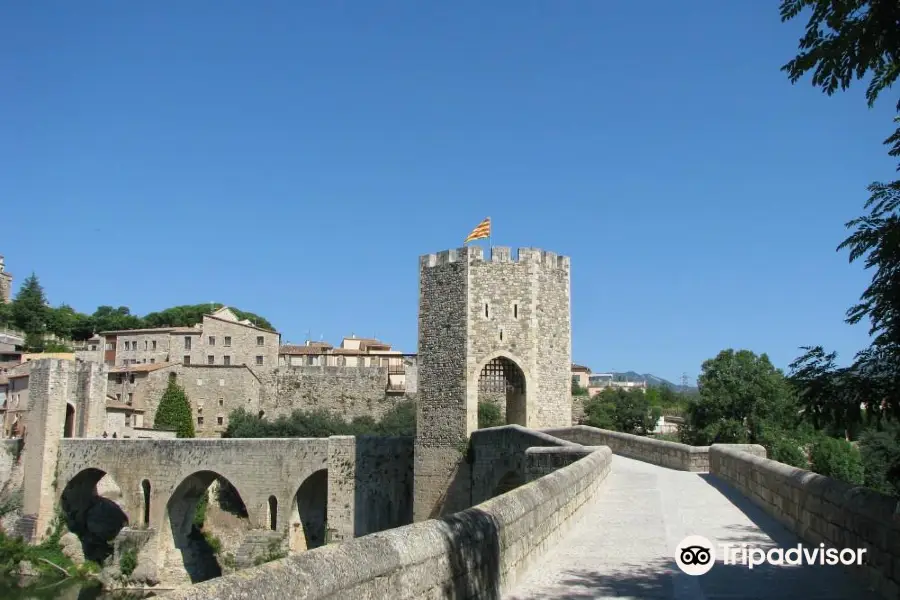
(572, 364, 591, 372)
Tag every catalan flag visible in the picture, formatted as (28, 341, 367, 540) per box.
(464, 217, 491, 243)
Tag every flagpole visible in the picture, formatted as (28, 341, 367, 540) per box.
(489, 216, 492, 259)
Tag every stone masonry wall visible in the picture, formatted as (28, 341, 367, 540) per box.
(415, 248, 471, 521)
(139, 365, 262, 436)
(164, 444, 614, 600)
(259, 366, 412, 422)
(74, 360, 107, 438)
(353, 436, 414, 537)
(0, 439, 23, 533)
(467, 247, 572, 430)
(541, 425, 767, 471)
(710, 444, 900, 599)
(21, 359, 70, 541)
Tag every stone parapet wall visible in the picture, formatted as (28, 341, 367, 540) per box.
(470, 425, 578, 505)
(540, 425, 766, 471)
(541, 425, 710, 471)
(165, 445, 613, 600)
(710, 444, 900, 599)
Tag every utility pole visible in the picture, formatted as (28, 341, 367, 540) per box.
(681, 372, 690, 390)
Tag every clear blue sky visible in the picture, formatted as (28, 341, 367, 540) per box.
(1, 2, 895, 385)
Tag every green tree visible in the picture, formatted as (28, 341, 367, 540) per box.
(858, 424, 900, 497)
(45, 304, 79, 340)
(781, 0, 900, 420)
(375, 399, 416, 436)
(0, 301, 11, 327)
(10, 273, 49, 337)
(808, 435, 865, 485)
(682, 349, 799, 447)
(571, 379, 589, 396)
(584, 388, 658, 435)
(154, 375, 195, 438)
(90, 306, 144, 333)
(142, 304, 275, 332)
(781, 1, 900, 113)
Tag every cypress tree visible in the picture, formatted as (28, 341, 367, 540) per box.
(154, 375, 195, 438)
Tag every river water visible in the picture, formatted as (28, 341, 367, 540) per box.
(0, 576, 149, 599)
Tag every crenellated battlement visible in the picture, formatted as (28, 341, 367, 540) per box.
(420, 246, 570, 271)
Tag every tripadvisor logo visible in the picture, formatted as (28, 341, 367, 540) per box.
(674, 536, 868, 575)
(675, 535, 716, 576)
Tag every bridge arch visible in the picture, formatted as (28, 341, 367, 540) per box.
(288, 468, 328, 552)
(475, 352, 530, 426)
(164, 470, 251, 584)
(60, 468, 129, 563)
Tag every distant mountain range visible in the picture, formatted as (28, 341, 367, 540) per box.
(602, 371, 699, 394)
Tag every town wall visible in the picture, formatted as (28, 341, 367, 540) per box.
(259, 366, 414, 422)
(710, 444, 900, 599)
(164, 443, 613, 600)
(120, 364, 262, 435)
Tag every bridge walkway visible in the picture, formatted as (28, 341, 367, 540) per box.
(505, 455, 879, 600)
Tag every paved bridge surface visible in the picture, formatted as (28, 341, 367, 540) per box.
(506, 455, 878, 600)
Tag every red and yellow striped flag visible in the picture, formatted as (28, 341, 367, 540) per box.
(464, 217, 491, 243)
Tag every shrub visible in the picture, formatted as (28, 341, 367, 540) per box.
(859, 426, 900, 497)
(202, 531, 222, 555)
(477, 402, 503, 428)
(193, 494, 208, 529)
(767, 436, 809, 469)
(809, 435, 864, 485)
(119, 548, 137, 577)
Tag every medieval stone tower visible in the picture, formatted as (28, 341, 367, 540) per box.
(0, 255, 12, 303)
(414, 245, 572, 521)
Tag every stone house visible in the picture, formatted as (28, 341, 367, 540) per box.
(99, 307, 281, 369)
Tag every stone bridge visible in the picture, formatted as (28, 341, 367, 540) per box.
(160, 426, 899, 600)
(54, 435, 413, 585)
